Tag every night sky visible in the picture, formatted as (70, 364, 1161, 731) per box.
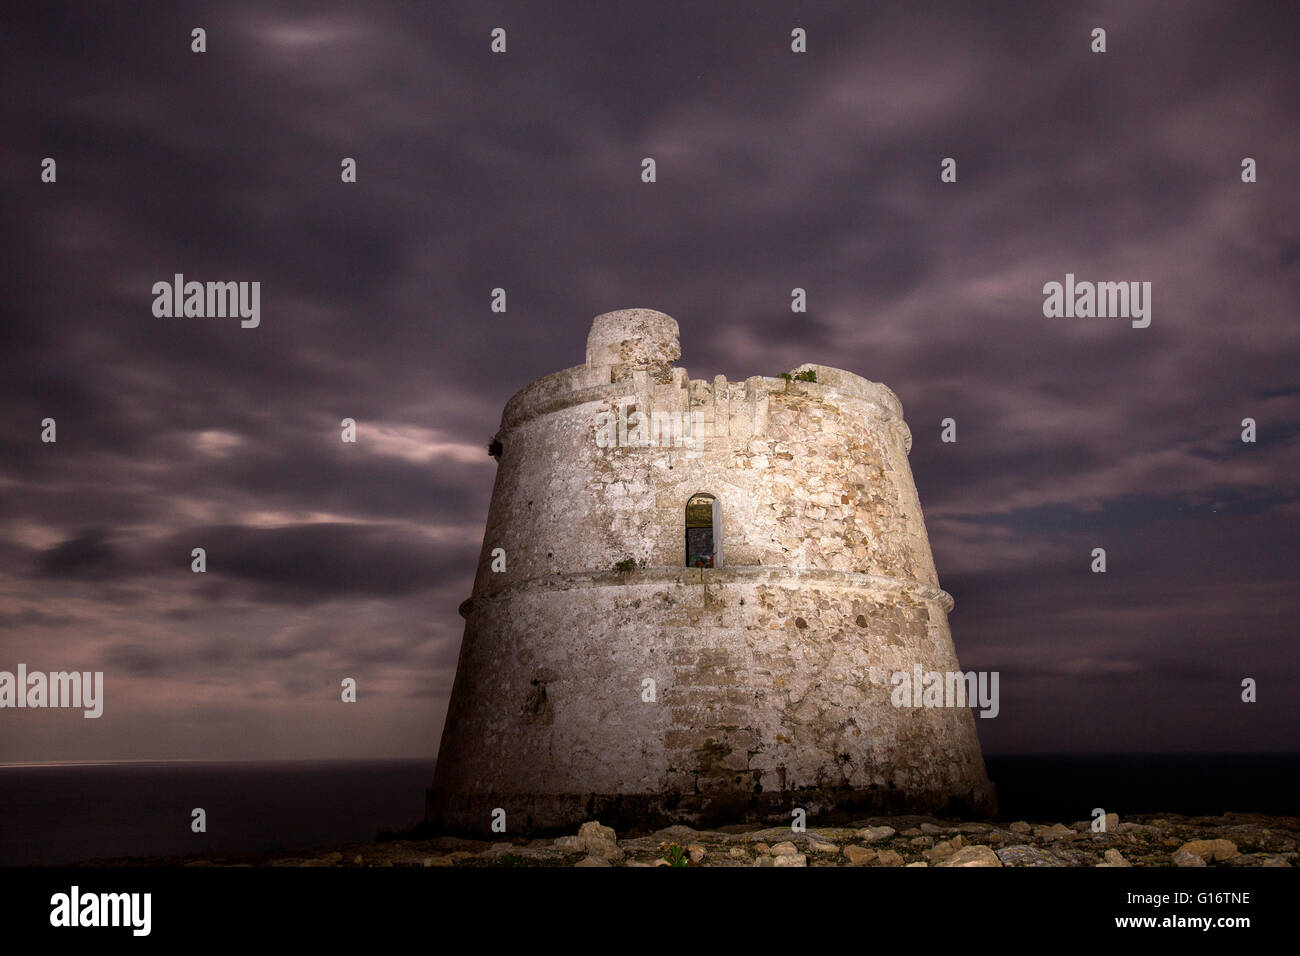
(2, 1, 1296, 764)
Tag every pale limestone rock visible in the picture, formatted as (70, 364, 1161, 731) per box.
(936, 845, 1002, 867)
(858, 826, 896, 843)
(844, 846, 877, 865)
(578, 821, 617, 846)
(1177, 839, 1238, 862)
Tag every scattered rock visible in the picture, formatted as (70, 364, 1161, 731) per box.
(574, 855, 612, 867)
(1172, 850, 1207, 867)
(808, 828, 858, 842)
(728, 847, 749, 860)
(773, 853, 808, 867)
(553, 836, 584, 851)
(1034, 824, 1074, 841)
(1009, 822, 1033, 834)
(1104, 849, 1131, 867)
(937, 845, 1002, 867)
(1177, 839, 1238, 863)
(844, 846, 877, 865)
(997, 845, 1065, 867)
(578, 821, 617, 846)
(770, 842, 799, 856)
(875, 849, 905, 867)
(688, 845, 706, 864)
(924, 836, 966, 862)
(809, 841, 839, 854)
(858, 826, 896, 843)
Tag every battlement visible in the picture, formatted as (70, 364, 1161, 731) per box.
(500, 311, 909, 450)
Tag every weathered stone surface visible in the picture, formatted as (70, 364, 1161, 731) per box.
(578, 821, 617, 846)
(574, 855, 612, 867)
(1172, 850, 1208, 867)
(746, 828, 799, 843)
(875, 850, 905, 867)
(1034, 824, 1074, 841)
(583, 840, 624, 861)
(553, 836, 584, 851)
(809, 828, 859, 842)
(426, 310, 995, 834)
(844, 846, 878, 865)
(770, 842, 799, 856)
(937, 845, 1002, 867)
(773, 854, 808, 867)
(858, 826, 897, 843)
(997, 844, 1065, 867)
(1103, 849, 1131, 867)
(924, 836, 965, 862)
(1177, 839, 1238, 862)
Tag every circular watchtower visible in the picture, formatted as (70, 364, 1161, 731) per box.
(428, 309, 994, 834)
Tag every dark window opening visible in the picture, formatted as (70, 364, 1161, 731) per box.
(686, 493, 722, 568)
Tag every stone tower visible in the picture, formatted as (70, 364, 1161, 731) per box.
(428, 308, 994, 833)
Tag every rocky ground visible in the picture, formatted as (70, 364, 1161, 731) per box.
(73, 812, 1299, 867)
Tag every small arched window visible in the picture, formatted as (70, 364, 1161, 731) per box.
(685, 494, 722, 568)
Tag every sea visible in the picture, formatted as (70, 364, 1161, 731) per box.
(0, 754, 1295, 866)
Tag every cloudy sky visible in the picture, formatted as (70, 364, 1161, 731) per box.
(1, 0, 1296, 764)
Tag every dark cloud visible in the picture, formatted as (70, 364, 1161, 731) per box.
(35, 529, 120, 580)
(0, 0, 1296, 762)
